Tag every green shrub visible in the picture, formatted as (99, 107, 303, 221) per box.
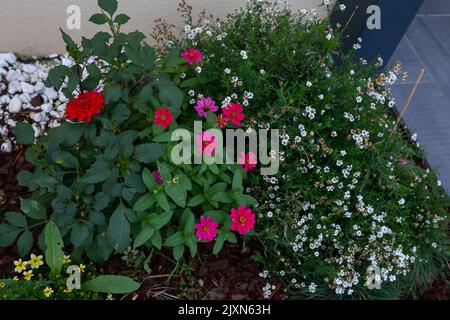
(0, 0, 255, 264)
(155, 0, 449, 299)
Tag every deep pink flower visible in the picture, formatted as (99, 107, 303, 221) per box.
(194, 97, 219, 117)
(181, 49, 202, 65)
(195, 216, 218, 241)
(238, 151, 257, 172)
(230, 206, 255, 235)
(223, 102, 245, 126)
(154, 107, 173, 129)
(195, 131, 217, 156)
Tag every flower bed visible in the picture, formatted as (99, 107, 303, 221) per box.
(0, 0, 448, 300)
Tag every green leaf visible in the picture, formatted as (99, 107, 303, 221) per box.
(212, 192, 232, 203)
(89, 13, 109, 25)
(5, 212, 27, 228)
(165, 183, 186, 207)
(20, 199, 46, 220)
(139, 84, 153, 103)
(187, 194, 205, 207)
(44, 221, 65, 276)
(164, 232, 184, 247)
(86, 64, 102, 79)
(0, 224, 20, 247)
(157, 83, 184, 110)
(232, 170, 243, 191)
(98, 0, 118, 16)
(60, 28, 78, 53)
(12, 122, 35, 144)
(181, 209, 195, 234)
(133, 193, 155, 212)
(151, 231, 162, 250)
(155, 192, 170, 212)
(70, 223, 90, 248)
(173, 244, 185, 260)
(114, 14, 130, 24)
(82, 160, 111, 184)
(225, 231, 238, 243)
(82, 275, 139, 294)
(184, 235, 197, 257)
(142, 168, 156, 190)
(103, 86, 122, 104)
(133, 226, 154, 248)
(17, 230, 33, 256)
(150, 211, 173, 229)
(107, 203, 131, 252)
(213, 234, 226, 254)
(134, 143, 166, 163)
(52, 151, 78, 168)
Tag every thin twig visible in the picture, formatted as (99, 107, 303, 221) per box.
(392, 69, 425, 134)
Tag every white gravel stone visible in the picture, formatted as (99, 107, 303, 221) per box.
(0, 95, 9, 105)
(44, 87, 58, 100)
(1, 140, 12, 153)
(21, 82, 35, 94)
(40, 103, 53, 113)
(34, 81, 46, 94)
(5, 118, 16, 127)
(0, 53, 17, 65)
(6, 69, 19, 82)
(8, 95, 23, 113)
(22, 64, 37, 74)
(8, 80, 21, 95)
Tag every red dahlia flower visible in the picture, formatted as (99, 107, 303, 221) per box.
(65, 91, 105, 123)
(154, 107, 173, 129)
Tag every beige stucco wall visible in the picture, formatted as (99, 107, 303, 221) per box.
(0, 0, 327, 57)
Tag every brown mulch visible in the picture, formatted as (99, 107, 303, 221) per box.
(110, 243, 268, 300)
(420, 278, 450, 300)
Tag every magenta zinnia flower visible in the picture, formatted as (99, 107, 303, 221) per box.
(195, 131, 217, 156)
(195, 216, 219, 241)
(223, 102, 245, 126)
(230, 206, 255, 235)
(181, 48, 202, 65)
(194, 97, 218, 117)
(238, 151, 257, 172)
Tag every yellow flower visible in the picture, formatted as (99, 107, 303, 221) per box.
(79, 264, 86, 273)
(12, 276, 19, 282)
(43, 287, 54, 298)
(63, 255, 71, 264)
(63, 288, 73, 294)
(0, 282, 5, 289)
(23, 270, 33, 281)
(29, 254, 44, 269)
(13, 259, 27, 273)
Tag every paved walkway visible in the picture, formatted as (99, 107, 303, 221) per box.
(389, 0, 450, 194)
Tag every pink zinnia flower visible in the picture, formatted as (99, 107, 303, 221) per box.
(154, 107, 173, 129)
(230, 206, 255, 235)
(194, 97, 219, 117)
(181, 48, 202, 65)
(223, 102, 245, 126)
(195, 131, 217, 156)
(238, 151, 257, 172)
(195, 216, 218, 241)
